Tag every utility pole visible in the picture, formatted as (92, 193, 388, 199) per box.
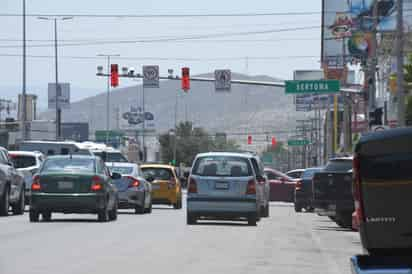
(38, 16, 73, 140)
(397, 0, 406, 127)
(368, 0, 379, 120)
(22, 0, 27, 140)
(97, 54, 120, 144)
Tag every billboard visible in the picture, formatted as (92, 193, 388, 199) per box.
(48, 83, 70, 109)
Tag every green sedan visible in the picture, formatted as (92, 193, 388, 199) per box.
(29, 155, 121, 222)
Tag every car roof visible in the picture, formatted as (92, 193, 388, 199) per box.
(140, 164, 175, 170)
(195, 152, 253, 159)
(45, 155, 98, 160)
(106, 162, 137, 168)
(287, 169, 305, 173)
(9, 151, 43, 157)
(329, 156, 353, 161)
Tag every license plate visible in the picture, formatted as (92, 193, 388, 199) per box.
(151, 184, 160, 190)
(58, 181, 73, 189)
(215, 182, 229, 190)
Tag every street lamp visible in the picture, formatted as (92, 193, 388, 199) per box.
(38, 16, 73, 140)
(97, 54, 120, 144)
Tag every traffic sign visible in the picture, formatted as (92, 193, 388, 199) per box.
(288, 139, 310, 146)
(215, 69, 231, 91)
(143, 65, 159, 88)
(285, 80, 340, 94)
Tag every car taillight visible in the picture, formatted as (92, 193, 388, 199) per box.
(188, 177, 197, 194)
(31, 175, 41, 191)
(168, 178, 176, 189)
(91, 176, 103, 191)
(295, 180, 303, 190)
(353, 154, 364, 222)
(246, 179, 256, 195)
(127, 176, 140, 188)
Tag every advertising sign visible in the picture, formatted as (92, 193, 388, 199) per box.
(48, 83, 70, 109)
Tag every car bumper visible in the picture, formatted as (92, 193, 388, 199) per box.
(30, 192, 106, 213)
(312, 200, 354, 216)
(152, 189, 178, 205)
(187, 197, 257, 217)
(118, 190, 145, 208)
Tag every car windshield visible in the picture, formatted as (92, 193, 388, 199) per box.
(141, 168, 173, 180)
(302, 168, 322, 179)
(324, 160, 352, 172)
(9, 155, 36, 169)
(109, 166, 134, 175)
(41, 158, 95, 173)
(192, 156, 252, 177)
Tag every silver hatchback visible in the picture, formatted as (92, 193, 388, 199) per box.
(187, 152, 263, 226)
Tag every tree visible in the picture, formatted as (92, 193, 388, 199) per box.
(159, 121, 239, 166)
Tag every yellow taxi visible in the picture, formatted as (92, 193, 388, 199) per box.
(140, 164, 182, 209)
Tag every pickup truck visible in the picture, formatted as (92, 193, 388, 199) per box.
(312, 157, 354, 228)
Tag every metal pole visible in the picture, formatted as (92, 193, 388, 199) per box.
(54, 18, 60, 140)
(397, 0, 406, 127)
(106, 56, 110, 144)
(173, 90, 178, 165)
(368, 0, 379, 116)
(142, 85, 145, 162)
(22, 0, 27, 140)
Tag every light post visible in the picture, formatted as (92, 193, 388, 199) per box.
(38, 16, 73, 140)
(22, 0, 27, 140)
(97, 54, 120, 144)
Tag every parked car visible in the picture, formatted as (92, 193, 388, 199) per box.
(9, 151, 45, 204)
(264, 168, 297, 202)
(141, 164, 182, 209)
(294, 167, 323, 212)
(312, 157, 353, 228)
(108, 163, 152, 214)
(286, 169, 305, 179)
(354, 127, 412, 255)
(186, 152, 265, 226)
(0, 147, 25, 216)
(29, 155, 120, 222)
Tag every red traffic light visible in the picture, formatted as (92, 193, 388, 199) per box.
(182, 67, 190, 92)
(111, 64, 119, 87)
(271, 137, 277, 148)
(247, 135, 252, 145)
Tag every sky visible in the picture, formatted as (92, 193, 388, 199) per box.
(1, 0, 322, 105)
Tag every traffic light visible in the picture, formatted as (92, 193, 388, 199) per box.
(271, 137, 277, 148)
(181, 67, 190, 92)
(111, 64, 119, 87)
(247, 135, 252, 145)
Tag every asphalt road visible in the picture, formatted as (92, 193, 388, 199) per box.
(0, 198, 361, 274)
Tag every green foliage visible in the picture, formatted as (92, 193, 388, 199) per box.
(404, 54, 412, 84)
(159, 121, 239, 166)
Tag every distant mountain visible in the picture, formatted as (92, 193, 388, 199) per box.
(39, 73, 310, 147)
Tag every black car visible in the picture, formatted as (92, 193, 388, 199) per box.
(354, 127, 412, 255)
(294, 167, 323, 212)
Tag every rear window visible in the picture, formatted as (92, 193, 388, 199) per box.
(9, 155, 36, 168)
(192, 156, 252, 177)
(324, 160, 352, 172)
(109, 166, 134, 175)
(41, 158, 95, 173)
(361, 153, 412, 180)
(302, 168, 322, 179)
(141, 168, 173, 180)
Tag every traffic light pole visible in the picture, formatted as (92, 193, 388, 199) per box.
(22, 0, 27, 140)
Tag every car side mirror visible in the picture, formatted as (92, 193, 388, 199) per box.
(111, 172, 122, 180)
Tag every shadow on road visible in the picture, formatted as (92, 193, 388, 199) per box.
(314, 225, 355, 232)
(192, 221, 250, 227)
(39, 219, 101, 223)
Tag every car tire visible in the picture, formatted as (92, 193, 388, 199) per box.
(42, 211, 52, 222)
(187, 213, 197, 225)
(262, 204, 270, 218)
(0, 184, 10, 216)
(98, 207, 109, 222)
(247, 213, 257, 226)
(12, 188, 25, 215)
(108, 202, 118, 221)
(29, 209, 39, 222)
(173, 197, 182, 209)
(145, 197, 152, 214)
(335, 212, 352, 228)
(294, 203, 302, 212)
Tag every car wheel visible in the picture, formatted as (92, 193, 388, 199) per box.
(12, 188, 25, 215)
(247, 213, 257, 226)
(98, 207, 109, 222)
(0, 184, 10, 216)
(29, 209, 39, 222)
(145, 197, 152, 214)
(173, 197, 182, 209)
(294, 203, 302, 212)
(186, 213, 197, 225)
(109, 201, 118, 221)
(42, 211, 52, 222)
(262, 204, 270, 218)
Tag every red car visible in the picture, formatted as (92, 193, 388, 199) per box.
(264, 168, 297, 202)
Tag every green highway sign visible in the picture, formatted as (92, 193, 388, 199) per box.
(285, 80, 340, 94)
(288, 139, 310, 146)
